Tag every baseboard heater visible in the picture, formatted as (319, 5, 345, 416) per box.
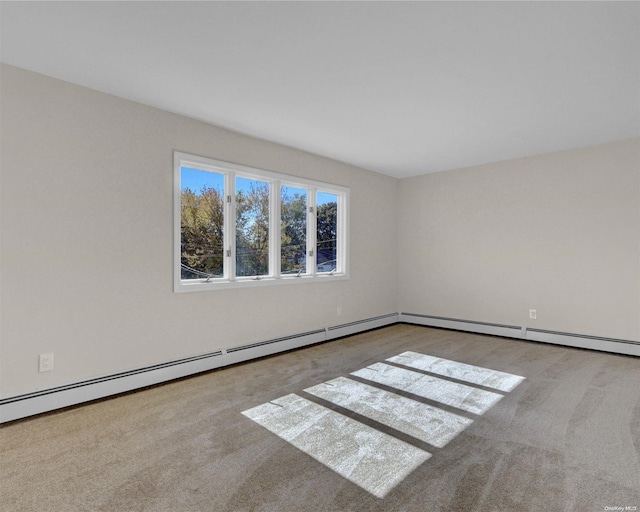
(3, 311, 635, 423)
(326, 313, 400, 340)
(399, 313, 640, 357)
(0, 313, 399, 423)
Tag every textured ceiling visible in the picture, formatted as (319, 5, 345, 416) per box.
(1, 1, 638, 178)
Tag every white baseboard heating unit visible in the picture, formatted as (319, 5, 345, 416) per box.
(2, 312, 637, 423)
(0, 313, 399, 423)
(399, 313, 640, 358)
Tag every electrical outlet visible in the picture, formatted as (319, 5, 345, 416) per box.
(529, 309, 537, 320)
(337, 305, 343, 317)
(39, 353, 54, 372)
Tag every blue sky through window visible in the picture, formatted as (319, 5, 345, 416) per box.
(317, 191, 337, 205)
(182, 168, 339, 205)
(181, 167, 269, 195)
(181, 167, 223, 193)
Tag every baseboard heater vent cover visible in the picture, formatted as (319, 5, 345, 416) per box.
(0, 350, 225, 423)
(327, 313, 400, 340)
(526, 328, 640, 356)
(0, 314, 398, 423)
(400, 313, 640, 357)
(223, 330, 327, 365)
(399, 313, 522, 339)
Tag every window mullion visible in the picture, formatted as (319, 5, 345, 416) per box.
(271, 180, 281, 278)
(307, 187, 317, 276)
(226, 171, 236, 281)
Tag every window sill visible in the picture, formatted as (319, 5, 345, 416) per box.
(174, 273, 349, 293)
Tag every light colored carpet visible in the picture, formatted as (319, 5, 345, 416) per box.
(1, 324, 639, 511)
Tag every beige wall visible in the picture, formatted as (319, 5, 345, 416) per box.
(0, 65, 398, 397)
(398, 138, 640, 341)
(2, 63, 638, 400)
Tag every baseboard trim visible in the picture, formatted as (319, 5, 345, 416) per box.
(326, 313, 399, 340)
(399, 313, 640, 357)
(2, 312, 636, 423)
(399, 313, 523, 339)
(0, 314, 398, 423)
(223, 330, 327, 366)
(525, 328, 640, 356)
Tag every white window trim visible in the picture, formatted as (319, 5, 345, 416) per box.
(174, 152, 350, 292)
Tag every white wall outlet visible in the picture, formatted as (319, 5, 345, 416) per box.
(337, 305, 343, 317)
(39, 353, 54, 372)
(529, 309, 537, 320)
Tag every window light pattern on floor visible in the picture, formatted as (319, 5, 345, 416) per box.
(386, 351, 525, 392)
(242, 394, 430, 499)
(304, 377, 472, 448)
(242, 351, 525, 498)
(351, 363, 503, 415)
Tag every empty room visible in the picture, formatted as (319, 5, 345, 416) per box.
(1, 2, 639, 511)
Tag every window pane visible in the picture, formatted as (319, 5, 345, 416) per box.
(317, 192, 338, 273)
(236, 177, 270, 277)
(281, 186, 307, 275)
(180, 167, 225, 280)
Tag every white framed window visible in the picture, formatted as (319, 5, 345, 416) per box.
(174, 152, 349, 292)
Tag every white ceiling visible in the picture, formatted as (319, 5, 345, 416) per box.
(1, 1, 639, 178)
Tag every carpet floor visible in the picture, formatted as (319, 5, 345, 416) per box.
(1, 324, 639, 511)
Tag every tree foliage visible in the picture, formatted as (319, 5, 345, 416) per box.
(180, 187, 224, 278)
(181, 184, 338, 278)
(236, 182, 270, 276)
(281, 190, 307, 272)
(317, 201, 337, 265)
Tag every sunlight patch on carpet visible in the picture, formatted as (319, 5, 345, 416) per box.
(242, 393, 430, 498)
(243, 351, 525, 498)
(352, 363, 503, 415)
(304, 377, 472, 447)
(387, 351, 525, 392)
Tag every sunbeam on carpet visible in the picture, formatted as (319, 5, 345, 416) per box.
(242, 351, 525, 498)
